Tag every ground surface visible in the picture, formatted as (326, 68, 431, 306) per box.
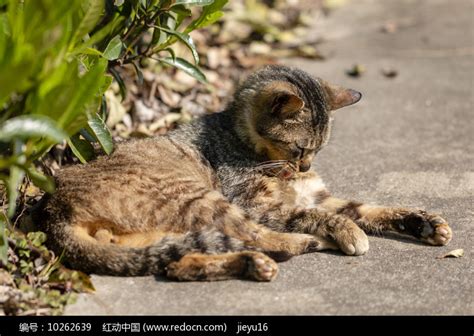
(66, 0, 473, 315)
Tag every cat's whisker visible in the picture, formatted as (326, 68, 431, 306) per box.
(254, 160, 299, 180)
(255, 160, 287, 166)
(286, 162, 298, 171)
(255, 164, 285, 170)
(254, 161, 288, 171)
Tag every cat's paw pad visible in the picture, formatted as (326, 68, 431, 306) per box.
(401, 211, 452, 246)
(420, 214, 452, 246)
(246, 252, 278, 282)
(333, 221, 369, 256)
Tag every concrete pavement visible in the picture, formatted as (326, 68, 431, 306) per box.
(66, 0, 473, 315)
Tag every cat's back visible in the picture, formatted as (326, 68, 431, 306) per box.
(51, 135, 218, 214)
(58, 135, 208, 181)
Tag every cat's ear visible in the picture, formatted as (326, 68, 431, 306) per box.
(321, 80, 362, 111)
(260, 81, 304, 117)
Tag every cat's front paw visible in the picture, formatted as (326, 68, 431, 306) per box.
(330, 217, 369, 256)
(398, 211, 452, 246)
(419, 213, 452, 246)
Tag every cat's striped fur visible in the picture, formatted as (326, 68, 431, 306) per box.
(36, 65, 452, 281)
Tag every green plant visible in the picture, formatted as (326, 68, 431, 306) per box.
(1, 228, 94, 315)
(0, 0, 228, 263)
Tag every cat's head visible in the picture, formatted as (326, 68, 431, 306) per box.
(233, 65, 361, 172)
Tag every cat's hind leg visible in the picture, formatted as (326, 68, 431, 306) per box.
(187, 190, 321, 257)
(166, 251, 278, 281)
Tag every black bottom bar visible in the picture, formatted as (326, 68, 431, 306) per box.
(0, 316, 472, 335)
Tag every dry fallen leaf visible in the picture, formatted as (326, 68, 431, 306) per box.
(346, 64, 365, 77)
(249, 42, 272, 55)
(381, 20, 398, 34)
(382, 67, 398, 78)
(149, 113, 183, 133)
(133, 100, 156, 122)
(437, 249, 464, 259)
(0, 270, 14, 286)
(105, 90, 127, 128)
(157, 85, 181, 108)
(206, 47, 221, 69)
(323, 0, 349, 10)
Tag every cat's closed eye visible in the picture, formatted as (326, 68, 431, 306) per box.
(290, 146, 303, 159)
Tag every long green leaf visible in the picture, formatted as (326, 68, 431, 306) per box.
(67, 135, 95, 164)
(82, 47, 104, 56)
(131, 61, 144, 85)
(71, 17, 124, 56)
(7, 165, 24, 218)
(26, 166, 55, 194)
(72, 0, 105, 46)
(164, 47, 176, 62)
(109, 67, 127, 101)
(184, 0, 228, 33)
(58, 58, 108, 132)
(79, 128, 97, 143)
(102, 35, 123, 60)
(159, 57, 207, 83)
(37, 63, 69, 98)
(0, 214, 7, 264)
(7, 140, 25, 218)
(87, 113, 113, 155)
(154, 26, 199, 64)
(170, 5, 192, 28)
(0, 116, 67, 143)
(100, 74, 114, 95)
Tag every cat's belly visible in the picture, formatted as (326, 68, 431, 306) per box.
(288, 173, 328, 209)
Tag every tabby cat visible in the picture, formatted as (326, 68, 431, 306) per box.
(36, 65, 452, 281)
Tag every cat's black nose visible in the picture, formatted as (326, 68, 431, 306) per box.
(299, 161, 311, 172)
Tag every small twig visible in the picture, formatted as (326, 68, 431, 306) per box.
(12, 178, 30, 228)
(18, 308, 52, 316)
(148, 80, 158, 104)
